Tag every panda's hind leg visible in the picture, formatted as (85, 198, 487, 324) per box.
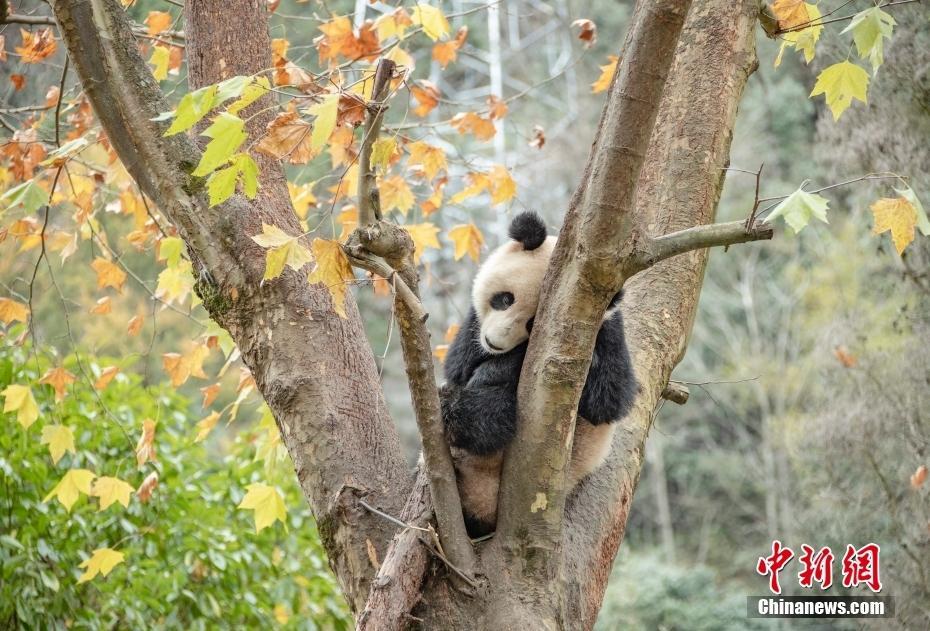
(567, 421, 616, 489)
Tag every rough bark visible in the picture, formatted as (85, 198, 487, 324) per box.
(497, 0, 692, 584)
(50, 0, 411, 613)
(561, 1, 760, 626)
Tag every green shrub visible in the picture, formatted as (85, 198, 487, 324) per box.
(0, 339, 350, 630)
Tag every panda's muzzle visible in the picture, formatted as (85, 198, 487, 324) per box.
(484, 336, 504, 352)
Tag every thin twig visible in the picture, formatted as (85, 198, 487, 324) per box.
(357, 58, 396, 226)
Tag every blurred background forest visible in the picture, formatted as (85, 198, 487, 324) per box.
(1, 0, 928, 628)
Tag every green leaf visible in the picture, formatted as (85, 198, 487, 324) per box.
(898, 187, 929, 237)
(764, 187, 830, 233)
(306, 93, 339, 151)
(1, 180, 49, 215)
(214, 75, 252, 104)
(158, 236, 185, 267)
(207, 165, 239, 207)
(192, 113, 247, 177)
(228, 77, 270, 115)
(164, 85, 219, 136)
(236, 154, 259, 199)
(206, 153, 260, 206)
(841, 7, 895, 74)
(809, 61, 869, 121)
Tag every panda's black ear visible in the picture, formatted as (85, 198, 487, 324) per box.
(508, 211, 547, 251)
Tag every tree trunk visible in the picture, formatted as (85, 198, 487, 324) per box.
(50, 0, 411, 614)
(48, 0, 760, 627)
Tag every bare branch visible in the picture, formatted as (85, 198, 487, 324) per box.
(661, 381, 690, 405)
(3, 13, 56, 25)
(632, 220, 774, 272)
(346, 57, 477, 597)
(357, 59, 395, 226)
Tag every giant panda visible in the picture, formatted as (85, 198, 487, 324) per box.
(439, 211, 638, 537)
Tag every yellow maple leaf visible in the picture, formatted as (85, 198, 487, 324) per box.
(444, 323, 460, 342)
(127, 314, 145, 337)
(91, 476, 134, 511)
(433, 344, 449, 362)
(91, 258, 127, 292)
(149, 45, 170, 81)
(375, 7, 413, 41)
(448, 223, 484, 262)
(411, 4, 450, 41)
(0, 297, 29, 325)
(403, 223, 441, 264)
(775, 3, 822, 67)
(77, 547, 125, 583)
(40, 424, 76, 465)
(251, 223, 313, 280)
(488, 165, 517, 205)
(771, 0, 810, 30)
(15, 28, 56, 63)
(810, 60, 869, 121)
(306, 93, 340, 151)
(307, 239, 354, 318)
(44, 468, 95, 512)
(237, 483, 287, 532)
(407, 141, 447, 180)
(94, 366, 120, 390)
(200, 383, 221, 409)
(871, 196, 917, 254)
(592, 55, 618, 93)
(449, 172, 491, 205)
(90, 296, 112, 315)
(195, 411, 221, 442)
(288, 181, 317, 219)
(410, 81, 440, 117)
(162, 343, 211, 387)
(145, 10, 172, 36)
(379, 176, 416, 216)
(135, 419, 157, 467)
(432, 25, 468, 69)
(450, 112, 496, 141)
(2, 384, 39, 429)
(337, 206, 359, 242)
(155, 259, 195, 305)
(39, 366, 77, 402)
(370, 137, 398, 171)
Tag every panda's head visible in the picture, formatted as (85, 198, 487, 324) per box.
(472, 211, 556, 355)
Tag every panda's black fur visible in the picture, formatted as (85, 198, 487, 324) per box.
(440, 211, 638, 537)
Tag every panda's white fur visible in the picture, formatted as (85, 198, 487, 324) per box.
(471, 235, 556, 354)
(440, 211, 637, 537)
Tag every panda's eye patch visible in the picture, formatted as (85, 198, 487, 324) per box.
(490, 291, 515, 310)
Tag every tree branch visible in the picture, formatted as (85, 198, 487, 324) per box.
(3, 13, 56, 25)
(632, 219, 774, 272)
(561, 1, 760, 625)
(357, 59, 395, 226)
(496, 0, 692, 583)
(346, 61, 477, 600)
